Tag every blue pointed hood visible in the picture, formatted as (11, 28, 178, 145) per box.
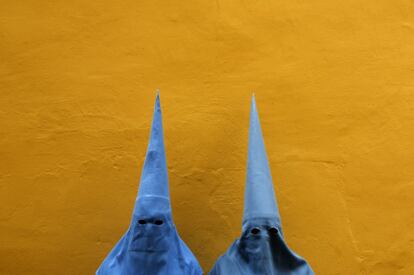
(135, 92, 171, 213)
(209, 95, 314, 275)
(243, 95, 281, 225)
(97, 93, 203, 275)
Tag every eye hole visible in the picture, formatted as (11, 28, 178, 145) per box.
(251, 228, 261, 235)
(138, 220, 147, 225)
(154, 220, 164, 225)
(269, 227, 279, 234)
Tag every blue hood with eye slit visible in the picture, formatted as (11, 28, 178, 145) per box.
(209, 96, 314, 275)
(97, 93, 202, 275)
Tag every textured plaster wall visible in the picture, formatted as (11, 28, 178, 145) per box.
(1, 1, 414, 274)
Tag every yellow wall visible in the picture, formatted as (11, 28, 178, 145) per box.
(1, 1, 414, 274)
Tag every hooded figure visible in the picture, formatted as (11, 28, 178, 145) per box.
(209, 96, 314, 275)
(97, 94, 203, 275)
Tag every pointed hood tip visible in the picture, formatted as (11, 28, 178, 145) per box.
(250, 93, 257, 111)
(136, 94, 170, 206)
(154, 91, 161, 111)
(243, 97, 280, 224)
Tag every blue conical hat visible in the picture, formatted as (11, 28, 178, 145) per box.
(96, 93, 203, 275)
(243, 95, 281, 224)
(135, 92, 171, 212)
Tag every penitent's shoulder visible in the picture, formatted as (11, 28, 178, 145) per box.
(208, 241, 241, 275)
(177, 238, 203, 275)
